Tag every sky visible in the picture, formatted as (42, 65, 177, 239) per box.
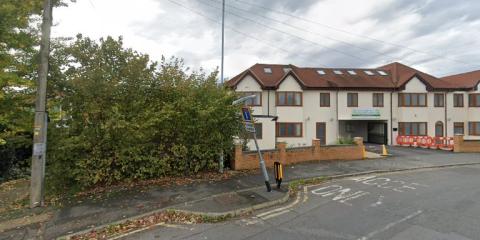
(52, 0, 480, 80)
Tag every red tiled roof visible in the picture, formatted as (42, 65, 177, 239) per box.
(378, 62, 455, 90)
(441, 70, 480, 89)
(226, 62, 477, 91)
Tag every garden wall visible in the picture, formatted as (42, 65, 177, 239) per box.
(231, 139, 364, 170)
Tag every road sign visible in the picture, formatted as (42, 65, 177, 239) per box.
(245, 122, 256, 133)
(241, 107, 252, 122)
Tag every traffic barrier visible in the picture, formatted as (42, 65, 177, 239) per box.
(273, 161, 283, 189)
(397, 135, 454, 151)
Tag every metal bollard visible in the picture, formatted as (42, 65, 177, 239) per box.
(273, 161, 283, 189)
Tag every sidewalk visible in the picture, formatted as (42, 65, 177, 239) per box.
(1, 146, 479, 239)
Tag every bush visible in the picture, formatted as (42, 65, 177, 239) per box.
(46, 36, 242, 193)
(337, 137, 354, 145)
(0, 134, 31, 182)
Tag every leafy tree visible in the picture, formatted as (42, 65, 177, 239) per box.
(46, 35, 242, 192)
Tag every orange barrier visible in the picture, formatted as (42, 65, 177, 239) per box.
(397, 135, 454, 151)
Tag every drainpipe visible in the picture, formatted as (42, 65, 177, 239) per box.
(390, 91, 393, 145)
(336, 90, 339, 140)
(444, 92, 448, 137)
(267, 90, 270, 116)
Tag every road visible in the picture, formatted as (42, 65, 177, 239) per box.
(120, 165, 480, 240)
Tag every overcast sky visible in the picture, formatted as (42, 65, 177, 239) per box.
(52, 0, 480, 79)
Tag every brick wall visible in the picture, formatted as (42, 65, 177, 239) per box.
(454, 135, 480, 153)
(231, 139, 365, 170)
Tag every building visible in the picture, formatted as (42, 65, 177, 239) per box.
(226, 62, 480, 149)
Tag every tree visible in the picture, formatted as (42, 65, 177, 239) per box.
(46, 35, 242, 192)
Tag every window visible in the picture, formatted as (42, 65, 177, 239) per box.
(468, 94, 480, 107)
(241, 92, 262, 106)
(264, 67, 272, 74)
(253, 123, 262, 139)
(398, 122, 427, 136)
(347, 70, 357, 75)
(347, 93, 358, 107)
(377, 70, 388, 76)
(316, 69, 326, 75)
(364, 70, 374, 75)
(333, 70, 343, 75)
(398, 93, 427, 107)
(469, 122, 480, 136)
(373, 93, 384, 107)
(454, 122, 464, 135)
(434, 93, 445, 107)
(454, 94, 464, 107)
(276, 92, 302, 106)
(276, 123, 302, 137)
(320, 93, 330, 107)
(283, 67, 291, 73)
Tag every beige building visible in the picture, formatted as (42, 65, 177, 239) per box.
(227, 62, 480, 149)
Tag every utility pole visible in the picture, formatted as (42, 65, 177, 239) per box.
(30, 0, 53, 208)
(218, 0, 225, 173)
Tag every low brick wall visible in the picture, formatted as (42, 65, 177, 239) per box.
(231, 139, 364, 170)
(454, 135, 480, 153)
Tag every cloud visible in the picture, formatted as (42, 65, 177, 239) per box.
(52, 0, 480, 79)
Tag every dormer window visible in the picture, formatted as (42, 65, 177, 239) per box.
(377, 70, 388, 76)
(264, 67, 272, 74)
(333, 70, 343, 75)
(364, 70, 374, 75)
(283, 67, 291, 73)
(347, 70, 357, 75)
(316, 70, 326, 75)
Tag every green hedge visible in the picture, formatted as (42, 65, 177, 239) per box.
(46, 36, 242, 193)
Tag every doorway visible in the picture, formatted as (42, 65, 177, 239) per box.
(316, 122, 326, 145)
(368, 122, 388, 144)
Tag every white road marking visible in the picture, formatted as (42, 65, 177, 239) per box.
(256, 191, 301, 217)
(303, 186, 309, 203)
(311, 185, 370, 206)
(370, 195, 384, 207)
(260, 209, 291, 220)
(356, 210, 423, 240)
(108, 222, 190, 240)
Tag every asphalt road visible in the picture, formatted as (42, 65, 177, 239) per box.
(121, 165, 480, 240)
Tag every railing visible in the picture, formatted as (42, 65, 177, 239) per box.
(396, 135, 454, 151)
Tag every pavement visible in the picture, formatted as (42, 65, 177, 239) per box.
(129, 165, 480, 240)
(0, 146, 479, 239)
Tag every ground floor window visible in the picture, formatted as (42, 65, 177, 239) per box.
(454, 122, 464, 135)
(251, 123, 262, 139)
(398, 122, 427, 136)
(469, 122, 480, 136)
(276, 122, 302, 137)
(435, 121, 444, 137)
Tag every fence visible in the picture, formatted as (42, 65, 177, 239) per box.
(396, 135, 454, 151)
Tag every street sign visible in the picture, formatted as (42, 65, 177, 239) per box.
(242, 107, 252, 122)
(245, 122, 256, 133)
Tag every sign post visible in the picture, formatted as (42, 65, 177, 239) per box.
(234, 96, 271, 192)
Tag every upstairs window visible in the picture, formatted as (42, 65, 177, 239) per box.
(316, 70, 326, 75)
(320, 93, 330, 107)
(373, 93, 384, 107)
(264, 67, 272, 74)
(468, 94, 480, 107)
(333, 70, 343, 75)
(454, 94, 464, 107)
(398, 93, 427, 107)
(347, 70, 357, 75)
(277, 92, 302, 106)
(347, 93, 358, 107)
(283, 67, 291, 73)
(434, 93, 445, 107)
(364, 70, 374, 75)
(241, 92, 262, 106)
